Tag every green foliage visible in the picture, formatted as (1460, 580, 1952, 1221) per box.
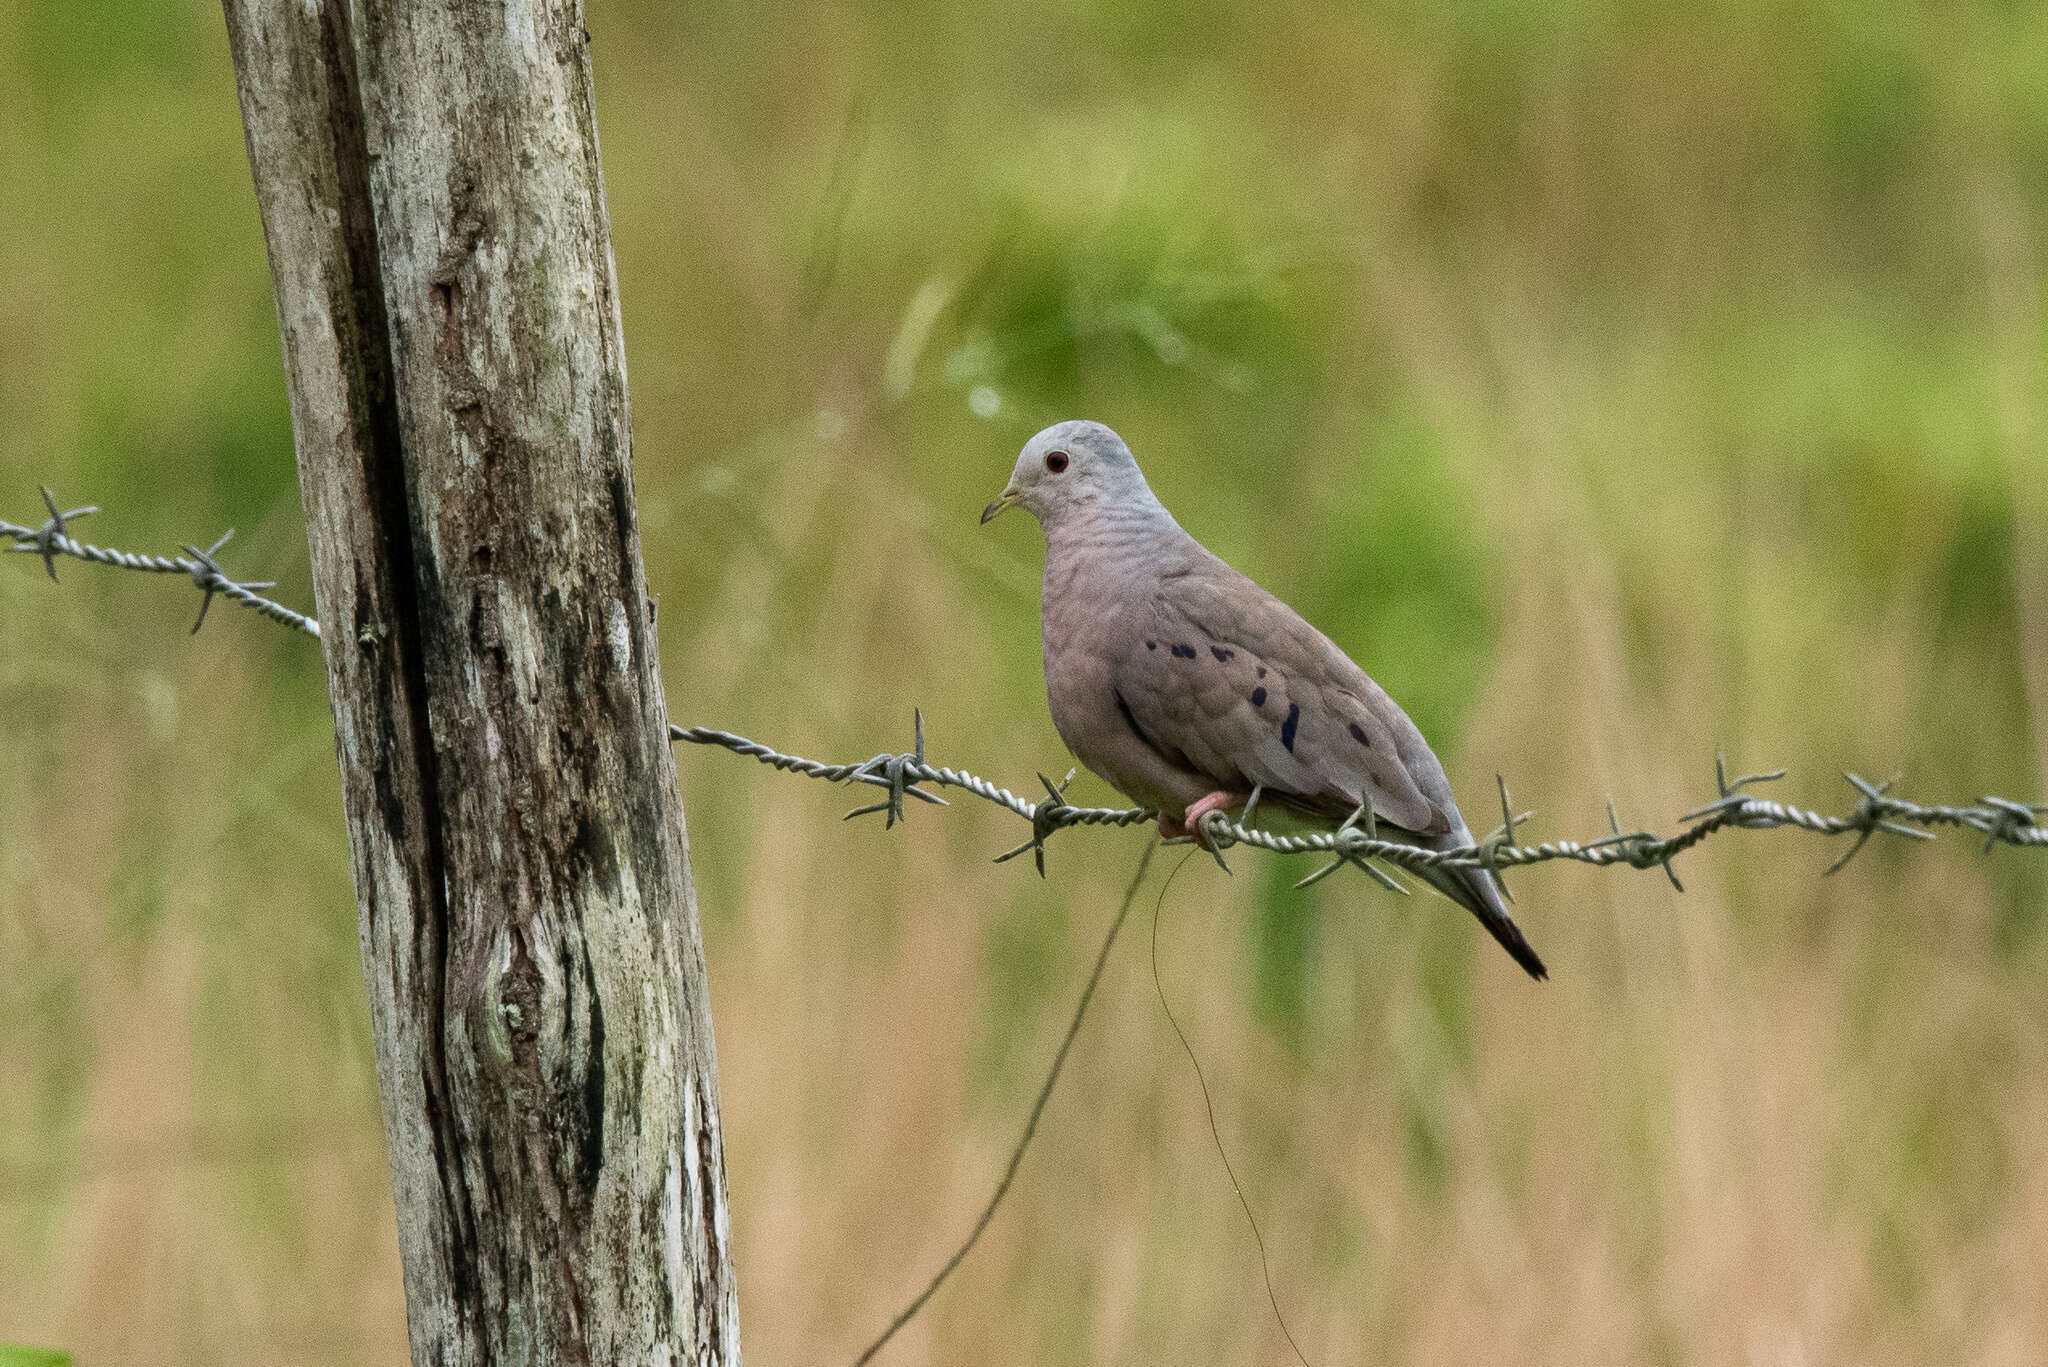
(1306, 402, 1499, 749)
(1249, 857, 1314, 1050)
(0, 1346, 72, 1367)
(976, 889, 1074, 1092)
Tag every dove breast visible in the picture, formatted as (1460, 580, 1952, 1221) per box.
(1040, 514, 1454, 838)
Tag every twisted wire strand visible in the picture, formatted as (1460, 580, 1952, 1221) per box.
(672, 725, 1152, 826)
(671, 721, 2046, 884)
(4, 490, 320, 638)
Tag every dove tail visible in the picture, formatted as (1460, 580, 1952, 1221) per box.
(1418, 857, 1548, 981)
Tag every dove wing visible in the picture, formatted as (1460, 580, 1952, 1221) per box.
(1110, 553, 1455, 837)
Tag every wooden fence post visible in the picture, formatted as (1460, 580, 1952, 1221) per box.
(219, 3, 740, 1361)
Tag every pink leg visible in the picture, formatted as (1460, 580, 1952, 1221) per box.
(1166, 790, 1240, 851)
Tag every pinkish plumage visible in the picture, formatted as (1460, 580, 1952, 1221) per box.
(983, 419, 1545, 980)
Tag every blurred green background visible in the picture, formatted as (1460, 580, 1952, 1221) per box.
(3, 0, 2046, 1363)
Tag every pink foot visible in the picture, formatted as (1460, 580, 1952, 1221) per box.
(1165, 790, 1239, 851)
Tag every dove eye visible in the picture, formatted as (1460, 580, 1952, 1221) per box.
(1044, 451, 1070, 474)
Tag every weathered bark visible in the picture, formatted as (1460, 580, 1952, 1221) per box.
(220, 3, 739, 1362)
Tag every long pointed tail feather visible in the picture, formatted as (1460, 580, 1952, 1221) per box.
(1439, 863, 1547, 980)
(1409, 839, 1547, 980)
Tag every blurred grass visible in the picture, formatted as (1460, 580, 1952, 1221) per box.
(2, 0, 2046, 1363)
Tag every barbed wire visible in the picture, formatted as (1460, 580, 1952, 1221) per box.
(671, 715, 2047, 888)
(3, 487, 320, 638)
(9, 489, 2040, 881)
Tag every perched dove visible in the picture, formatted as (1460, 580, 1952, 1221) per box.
(981, 420, 1545, 980)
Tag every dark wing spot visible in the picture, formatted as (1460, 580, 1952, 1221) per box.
(1170, 643, 1197, 659)
(1280, 703, 1300, 753)
(1209, 645, 1235, 662)
(1348, 722, 1372, 748)
(1256, 665, 1267, 678)
(1146, 640, 1156, 650)
(1250, 686, 1266, 707)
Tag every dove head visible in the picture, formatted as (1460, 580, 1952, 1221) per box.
(980, 420, 1165, 532)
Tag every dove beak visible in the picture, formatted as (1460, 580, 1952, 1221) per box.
(980, 486, 1022, 525)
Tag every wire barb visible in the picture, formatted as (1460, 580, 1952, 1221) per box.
(1823, 771, 1937, 875)
(992, 770, 1081, 876)
(1978, 795, 2043, 855)
(841, 709, 950, 826)
(1477, 774, 1529, 903)
(15, 486, 99, 580)
(1190, 809, 1234, 875)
